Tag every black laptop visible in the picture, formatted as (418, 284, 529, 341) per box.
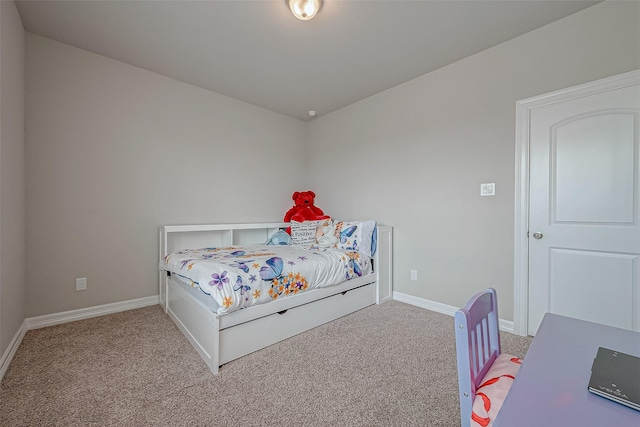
(588, 347, 640, 411)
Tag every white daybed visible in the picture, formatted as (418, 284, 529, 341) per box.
(159, 222, 393, 374)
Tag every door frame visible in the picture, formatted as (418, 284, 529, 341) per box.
(513, 69, 640, 336)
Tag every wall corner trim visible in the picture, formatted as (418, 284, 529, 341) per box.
(393, 291, 515, 334)
(0, 320, 28, 382)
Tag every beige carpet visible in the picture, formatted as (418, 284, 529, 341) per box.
(0, 301, 531, 426)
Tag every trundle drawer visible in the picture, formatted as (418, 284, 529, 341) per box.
(219, 283, 376, 364)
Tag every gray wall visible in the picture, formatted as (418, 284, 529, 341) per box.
(306, 1, 640, 320)
(4, 1, 639, 347)
(0, 1, 26, 354)
(25, 35, 307, 317)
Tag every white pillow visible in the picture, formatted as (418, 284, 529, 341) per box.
(315, 220, 339, 248)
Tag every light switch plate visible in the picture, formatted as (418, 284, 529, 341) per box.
(480, 183, 495, 196)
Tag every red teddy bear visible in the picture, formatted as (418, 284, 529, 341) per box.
(284, 191, 329, 223)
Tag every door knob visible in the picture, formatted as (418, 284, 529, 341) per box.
(532, 232, 543, 239)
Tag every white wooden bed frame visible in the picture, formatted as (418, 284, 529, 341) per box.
(159, 222, 393, 374)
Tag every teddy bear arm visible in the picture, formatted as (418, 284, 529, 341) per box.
(310, 206, 325, 216)
(284, 206, 300, 222)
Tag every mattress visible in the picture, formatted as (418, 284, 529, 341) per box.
(161, 244, 372, 315)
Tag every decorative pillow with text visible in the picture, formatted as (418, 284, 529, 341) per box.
(290, 219, 332, 246)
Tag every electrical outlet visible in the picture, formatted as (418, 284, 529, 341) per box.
(410, 270, 418, 281)
(76, 277, 87, 291)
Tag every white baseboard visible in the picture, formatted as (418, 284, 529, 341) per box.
(0, 319, 27, 382)
(1, 295, 159, 382)
(25, 295, 160, 330)
(393, 291, 515, 333)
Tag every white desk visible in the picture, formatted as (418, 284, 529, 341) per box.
(494, 313, 640, 426)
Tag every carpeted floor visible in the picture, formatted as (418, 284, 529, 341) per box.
(0, 301, 531, 426)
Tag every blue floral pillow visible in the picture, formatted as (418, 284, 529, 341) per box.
(333, 220, 377, 257)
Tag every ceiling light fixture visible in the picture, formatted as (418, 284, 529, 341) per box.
(287, 0, 322, 21)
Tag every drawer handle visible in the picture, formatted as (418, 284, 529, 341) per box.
(277, 309, 288, 315)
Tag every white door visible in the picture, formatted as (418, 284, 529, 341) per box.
(528, 82, 640, 335)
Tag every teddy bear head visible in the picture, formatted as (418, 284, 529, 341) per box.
(292, 191, 316, 207)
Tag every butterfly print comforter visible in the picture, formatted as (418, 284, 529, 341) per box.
(161, 245, 372, 315)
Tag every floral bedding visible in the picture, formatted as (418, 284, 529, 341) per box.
(161, 245, 372, 315)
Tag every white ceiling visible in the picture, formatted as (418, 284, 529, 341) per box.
(15, 0, 599, 121)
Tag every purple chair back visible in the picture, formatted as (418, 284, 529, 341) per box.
(455, 288, 502, 427)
